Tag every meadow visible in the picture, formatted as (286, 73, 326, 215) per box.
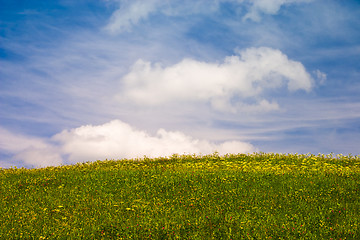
(1, 152, 359, 239)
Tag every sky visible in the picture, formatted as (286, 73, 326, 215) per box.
(1, 0, 360, 168)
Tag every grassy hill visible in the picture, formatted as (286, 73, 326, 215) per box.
(1, 153, 360, 239)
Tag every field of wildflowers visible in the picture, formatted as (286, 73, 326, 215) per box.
(1, 153, 359, 239)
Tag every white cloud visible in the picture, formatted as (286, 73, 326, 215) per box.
(243, 0, 314, 22)
(104, 0, 161, 34)
(0, 121, 255, 168)
(53, 120, 255, 164)
(104, 0, 315, 34)
(13, 148, 63, 168)
(0, 127, 63, 168)
(314, 69, 327, 85)
(119, 47, 313, 113)
(104, 0, 230, 34)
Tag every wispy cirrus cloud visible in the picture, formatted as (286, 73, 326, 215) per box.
(104, 0, 161, 34)
(243, 0, 314, 22)
(104, 0, 315, 34)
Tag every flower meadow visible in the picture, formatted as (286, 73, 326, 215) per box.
(1, 153, 360, 239)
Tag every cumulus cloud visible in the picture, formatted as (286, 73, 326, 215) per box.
(243, 0, 314, 22)
(54, 120, 255, 163)
(119, 47, 313, 113)
(0, 121, 255, 168)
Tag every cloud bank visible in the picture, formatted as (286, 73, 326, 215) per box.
(0, 120, 255, 168)
(0, 127, 63, 167)
(120, 47, 314, 113)
(54, 120, 255, 163)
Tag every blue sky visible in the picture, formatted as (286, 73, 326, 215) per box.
(1, 0, 360, 168)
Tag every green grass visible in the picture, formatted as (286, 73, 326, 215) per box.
(1, 153, 360, 239)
